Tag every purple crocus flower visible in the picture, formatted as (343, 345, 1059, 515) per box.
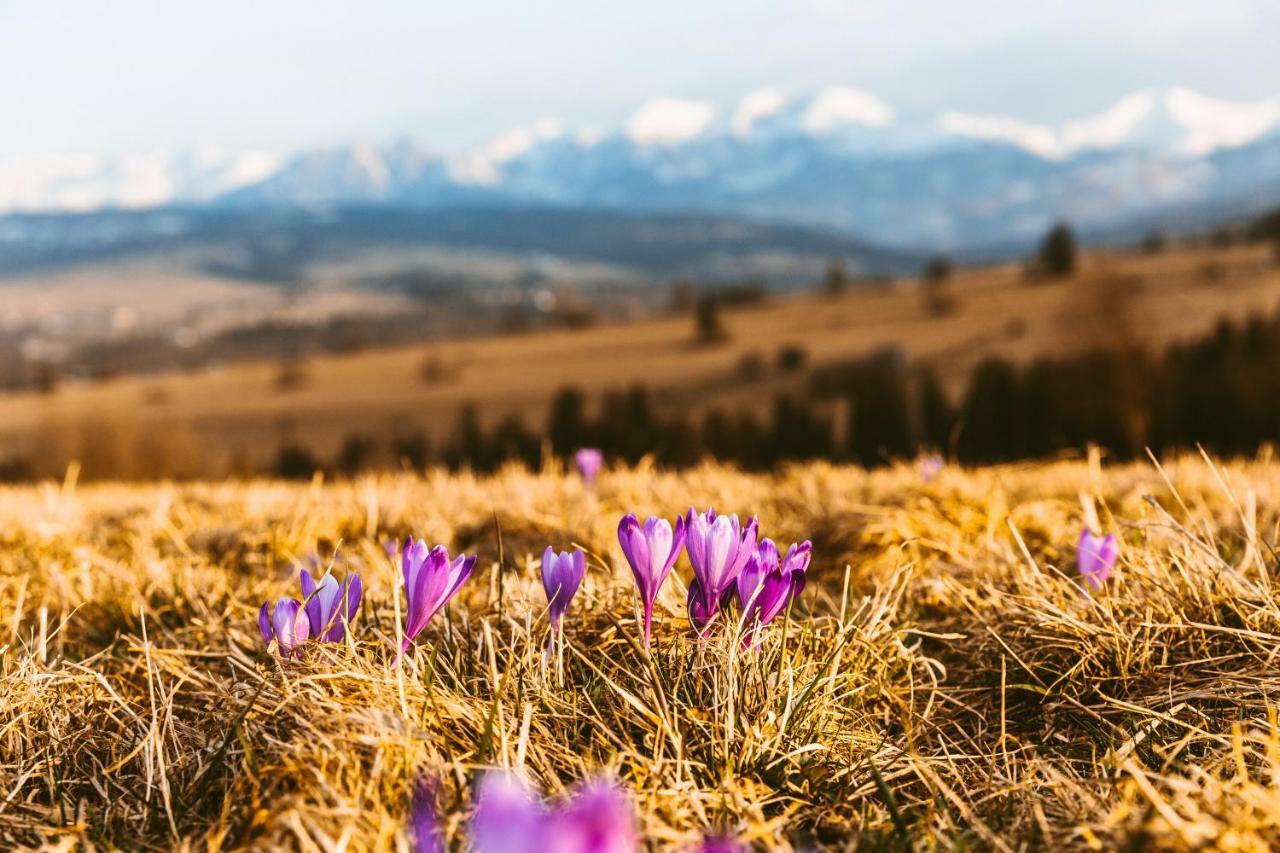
(736, 538, 811, 628)
(685, 508, 758, 631)
(617, 513, 687, 648)
(299, 568, 362, 642)
(400, 538, 478, 652)
(470, 771, 636, 853)
(258, 597, 311, 657)
(409, 775, 445, 853)
(1077, 529, 1118, 590)
(541, 547, 586, 631)
(574, 448, 604, 485)
(471, 772, 550, 852)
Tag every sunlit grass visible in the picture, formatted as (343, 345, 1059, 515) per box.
(3, 454, 1280, 848)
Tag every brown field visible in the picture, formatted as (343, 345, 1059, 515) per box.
(4, 454, 1280, 848)
(0, 242, 1276, 475)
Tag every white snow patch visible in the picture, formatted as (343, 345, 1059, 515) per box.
(626, 97, 716, 146)
(731, 87, 788, 137)
(1165, 87, 1280, 155)
(938, 111, 1061, 158)
(801, 86, 894, 133)
(1061, 91, 1158, 151)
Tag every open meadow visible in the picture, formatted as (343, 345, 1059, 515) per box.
(1, 241, 1277, 478)
(4, 453, 1280, 849)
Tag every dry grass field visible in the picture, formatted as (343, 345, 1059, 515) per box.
(0, 242, 1277, 476)
(5, 453, 1280, 849)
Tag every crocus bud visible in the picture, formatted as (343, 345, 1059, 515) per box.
(1077, 529, 1118, 590)
(685, 508, 758, 631)
(401, 538, 478, 651)
(258, 596, 311, 657)
(618, 513, 687, 647)
(574, 448, 604, 486)
(300, 568, 362, 642)
(541, 547, 586, 630)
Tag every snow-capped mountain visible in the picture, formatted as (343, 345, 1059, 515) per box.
(0, 146, 279, 214)
(3, 86, 1279, 252)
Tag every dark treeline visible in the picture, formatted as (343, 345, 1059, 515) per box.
(276, 306, 1280, 478)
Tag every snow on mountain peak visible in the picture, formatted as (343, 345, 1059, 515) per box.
(1060, 90, 1158, 151)
(938, 111, 1061, 158)
(449, 118, 565, 186)
(0, 147, 282, 214)
(801, 86, 894, 133)
(1164, 87, 1280, 155)
(731, 88, 789, 138)
(626, 97, 717, 146)
(941, 89, 1280, 160)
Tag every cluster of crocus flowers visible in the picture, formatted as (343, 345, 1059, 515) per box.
(400, 538, 478, 651)
(616, 508, 811, 645)
(1077, 528, 1118, 590)
(574, 447, 604, 486)
(541, 547, 586, 632)
(259, 567, 362, 657)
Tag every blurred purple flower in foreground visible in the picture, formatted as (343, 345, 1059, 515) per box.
(470, 770, 635, 853)
(410, 775, 445, 853)
(736, 538, 811, 630)
(685, 508, 758, 631)
(1077, 529, 1118, 590)
(258, 597, 310, 657)
(617, 513, 687, 648)
(400, 538, 478, 652)
(541, 547, 587, 631)
(299, 568, 362, 642)
(575, 448, 604, 485)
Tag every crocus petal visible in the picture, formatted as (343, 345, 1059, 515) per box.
(782, 540, 812, 600)
(663, 514, 687, 577)
(345, 572, 363, 621)
(736, 538, 779, 610)
(687, 580, 717, 631)
(618, 515, 653, 596)
(258, 601, 272, 644)
(270, 597, 310, 655)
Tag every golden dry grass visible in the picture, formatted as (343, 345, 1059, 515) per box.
(4, 453, 1280, 850)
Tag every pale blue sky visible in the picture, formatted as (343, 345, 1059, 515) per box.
(1, 0, 1277, 158)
